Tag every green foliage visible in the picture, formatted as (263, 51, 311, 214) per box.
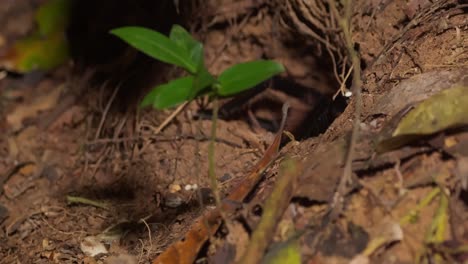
(262, 238, 301, 264)
(377, 84, 468, 152)
(169, 25, 203, 65)
(0, 0, 71, 73)
(110, 27, 196, 73)
(111, 24, 284, 109)
(140, 76, 194, 109)
(15, 33, 69, 72)
(217, 60, 285, 96)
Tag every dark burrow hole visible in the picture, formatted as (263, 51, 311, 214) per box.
(66, 0, 349, 140)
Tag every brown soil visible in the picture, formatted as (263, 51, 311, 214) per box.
(0, 0, 467, 264)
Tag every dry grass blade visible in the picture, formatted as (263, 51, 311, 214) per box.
(237, 158, 301, 264)
(154, 101, 189, 134)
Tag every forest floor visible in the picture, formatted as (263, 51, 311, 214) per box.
(0, 0, 467, 263)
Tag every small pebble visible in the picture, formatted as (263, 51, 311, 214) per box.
(219, 173, 231, 182)
(164, 193, 183, 208)
(168, 184, 181, 193)
(80, 236, 108, 257)
(184, 184, 199, 191)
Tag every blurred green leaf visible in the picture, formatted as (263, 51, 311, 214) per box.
(393, 84, 468, 136)
(110, 27, 196, 73)
(261, 238, 301, 264)
(377, 84, 468, 152)
(140, 76, 194, 109)
(188, 43, 204, 70)
(169, 25, 202, 66)
(169, 25, 198, 50)
(36, 0, 71, 36)
(217, 60, 285, 96)
(3, 32, 69, 73)
(0, 0, 71, 73)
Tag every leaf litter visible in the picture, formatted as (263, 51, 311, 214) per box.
(1, 1, 468, 263)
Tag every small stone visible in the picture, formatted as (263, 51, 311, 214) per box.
(168, 184, 181, 193)
(80, 236, 108, 257)
(42, 238, 49, 249)
(199, 188, 215, 205)
(164, 193, 184, 208)
(219, 173, 231, 182)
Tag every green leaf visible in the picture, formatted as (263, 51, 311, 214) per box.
(376, 84, 468, 152)
(393, 84, 468, 136)
(140, 85, 160, 108)
(169, 25, 204, 72)
(169, 25, 213, 95)
(261, 238, 301, 264)
(140, 76, 194, 109)
(192, 67, 216, 97)
(0, 0, 71, 73)
(169, 25, 202, 65)
(110, 27, 196, 73)
(217, 60, 285, 96)
(169, 25, 198, 49)
(190, 49, 215, 97)
(187, 44, 212, 96)
(188, 43, 204, 70)
(6, 32, 69, 73)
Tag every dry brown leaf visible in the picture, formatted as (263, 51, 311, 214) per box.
(9, 126, 39, 161)
(377, 84, 468, 152)
(3, 163, 38, 199)
(6, 83, 64, 131)
(370, 69, 467, 118)
(295, 139, 347, 202)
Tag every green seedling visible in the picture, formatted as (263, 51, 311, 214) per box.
(110, 24, 284, 218)
(110, 25, 284, 109)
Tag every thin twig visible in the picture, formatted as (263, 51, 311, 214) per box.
(341, 0, 363, 186)
(332, 64, 354, 100)
(154, 101, 189, 134)
(95, 81, 119, 140)
(327, 0, 363, 218)
(140, 218, 153, 249)
(66, 195, 109, 210)
(208, 98, 228, 226)
(84, 134, 244, 148)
